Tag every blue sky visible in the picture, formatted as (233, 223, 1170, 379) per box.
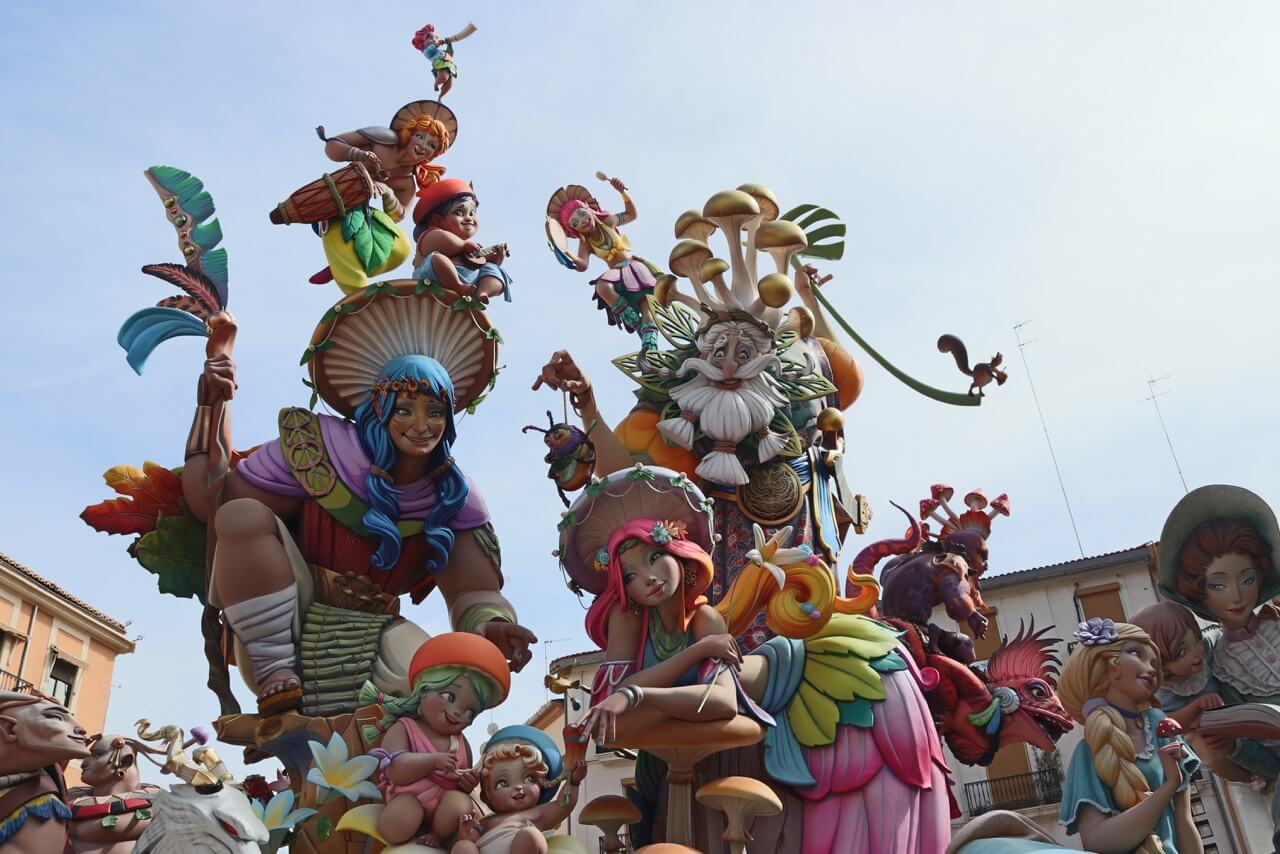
(2, 2, 1278, 777)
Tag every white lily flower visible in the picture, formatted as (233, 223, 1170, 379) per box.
(250, 789, 318, 832)
(745, 523, 796, 589)
(306, 732, 381, 804)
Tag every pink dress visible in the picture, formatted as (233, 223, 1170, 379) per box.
(379, 720, 468, 813)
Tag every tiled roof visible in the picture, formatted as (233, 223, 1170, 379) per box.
(982, 543, 1155, 590)
(549, 649, 604, 672)
(0, 552, 129, 633)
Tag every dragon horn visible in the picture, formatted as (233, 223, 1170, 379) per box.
(849, 501, 921, 576)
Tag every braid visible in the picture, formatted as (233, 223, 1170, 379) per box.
(1084, 707, 1165, 854)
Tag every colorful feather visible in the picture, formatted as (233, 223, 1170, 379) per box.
(141, 263, 221, 315)
(118, 307, 208, 374)
(156, 294, 208, 314)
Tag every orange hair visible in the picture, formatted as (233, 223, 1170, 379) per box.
(1176, 519, 1273, 605)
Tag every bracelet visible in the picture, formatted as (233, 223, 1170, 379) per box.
(584, 418, 600, 435)
(185, 406, 212, 459)
(616, 684, 644, 710)
(347, 146, 363, 162)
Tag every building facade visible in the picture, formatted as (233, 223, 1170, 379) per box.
(0, 551, 136, 766)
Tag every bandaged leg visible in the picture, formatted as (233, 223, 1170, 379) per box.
(222, 584, 298, 687)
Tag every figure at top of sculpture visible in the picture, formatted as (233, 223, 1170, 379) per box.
(411, 23, 478, 100)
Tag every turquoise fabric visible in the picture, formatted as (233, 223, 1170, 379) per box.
(754, 636, 813, 787)
(956, 841, 1075, 854)
(1060, 707, 1199, 853)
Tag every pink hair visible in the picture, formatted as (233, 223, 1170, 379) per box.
(558, 199, 611, 236)
(412, 24, 437, 51)
(583, 518, 713, 658)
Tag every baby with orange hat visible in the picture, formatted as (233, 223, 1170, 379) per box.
(358, 632, 511, 848)
(412, 179, 512, 304)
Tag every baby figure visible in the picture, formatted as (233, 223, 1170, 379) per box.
(412, 178, 512, 304)
(451, 727, 586, 854)
(1133, 601, 1280, 784)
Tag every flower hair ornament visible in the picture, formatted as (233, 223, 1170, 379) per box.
(371, 378, 451, 419)
(1074, 617, 1119, 646)
(650, 520, 688, 545)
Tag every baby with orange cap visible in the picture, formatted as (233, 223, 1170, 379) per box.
(358, 633, 511, 848)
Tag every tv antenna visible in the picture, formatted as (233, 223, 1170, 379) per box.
(1144, 375, 1189, 494)
(1014, 320, 1084, 558)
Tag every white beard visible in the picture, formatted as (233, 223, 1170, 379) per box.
(660, 360, 790, 485)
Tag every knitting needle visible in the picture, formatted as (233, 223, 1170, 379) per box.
(696, 660, 728, 714)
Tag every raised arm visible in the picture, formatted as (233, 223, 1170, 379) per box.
(532, 350, 632, 475)
(604, 177, 636, 226)
(791, 264, 837, 342)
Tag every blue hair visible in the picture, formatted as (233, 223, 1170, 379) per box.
(354, 354, 469, 574)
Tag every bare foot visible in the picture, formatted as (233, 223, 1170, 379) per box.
(258, 668, 301, 701)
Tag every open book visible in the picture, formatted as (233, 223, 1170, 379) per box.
(1196, 703, 1280, 741)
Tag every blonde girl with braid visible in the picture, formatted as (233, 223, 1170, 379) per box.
(1057, 618, 1202, 854)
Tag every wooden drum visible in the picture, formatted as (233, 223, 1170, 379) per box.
(270, 163, 375, 225)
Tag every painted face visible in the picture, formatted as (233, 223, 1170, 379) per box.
(388, 392, 448, 459)
(620, 543, 682, 608)
(567, 207, 595, 235)
(1110, 640, 1159, 704)
(1203, 552, 1260, 630)
(4, 700, 90, 760)
(409, 130, 441, 160)
(418, 677, 483, 736)
(705, 329, 759, 386)
(436, 197, 478, 239)
(80, 738, 137, 787)
(1163, 626, 1204, 678)
(484, 757, 544, 813)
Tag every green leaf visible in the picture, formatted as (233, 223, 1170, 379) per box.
(652, 301, 702, 351)
(365, 209, 400, 272)
(131, 512, 208, 603)
(556, 512, 576, 532)
(316, 816, 333, 841)
(340, 208, 367, 242)
(777, 372, 838, 403)
(612, 353, 683, 396)
(837, 697, 874, 729)
(624, 467, 656, 481)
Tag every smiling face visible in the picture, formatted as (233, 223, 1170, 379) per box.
(1203, 552, 1261, 630)
(0, 698, 90, 766)
(619, 542, 682, 608)
(566, 206, 595, 236)
(434, 196, 478, 239)
(1163, 626, 1205, 679)
(484, 757, 544, 813)
(418, 677, 482, 735)
(1107, 640, 1160, 706)
(408, 129, 441, 160)
(388, 392, 448, 459)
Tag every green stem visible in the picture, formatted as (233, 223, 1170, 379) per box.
(808, 284, 980, 408)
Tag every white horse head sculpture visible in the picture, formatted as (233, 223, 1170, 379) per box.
(135, 782, 269, 853)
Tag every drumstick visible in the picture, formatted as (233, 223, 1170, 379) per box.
(595, 171, 610, 182)
(696, 661, 728, 714)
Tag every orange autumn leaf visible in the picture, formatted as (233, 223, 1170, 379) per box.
(81, 460, 184, 536)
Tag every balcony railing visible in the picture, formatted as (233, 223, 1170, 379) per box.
(964, 769, 1063, 816)
(1, 669, 35, 694)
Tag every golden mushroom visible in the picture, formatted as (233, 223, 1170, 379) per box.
(778, 305, 815, 339)
(703, 190, 762, 305)
(580, 795, 642, 854)
(668, 239, 716, 305)
(696, 776, 783, 854)
(699, 257, 733, 304)
(736, 183, 780, 222)
(816, 407, 844, 433)
(756, 272, 793, 309)
(674, 209, 717, 242)
(755, 220, 808, 274)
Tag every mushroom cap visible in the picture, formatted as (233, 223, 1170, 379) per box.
(920, 498, 941, 518)
(754, 220, 807, 252)
(653, 274, 679, 307)
(699, 258, 729, 281)
(635, 846, 703, 854)
(815, 407, 844, 433)
(785, 306, 815, 339)
(930, 483, 955, 502)
(756, 273, 793, 309)
(669, 240, 714, 278)
(674, 209, 717, 242)
(736, 183, 780, 222)
(989, 493, 1011, 516)
(579, 794, 642, 826)
(695, 776, 783, 816)
(964, 488, 988, 511)
(703, 189, 760, 222)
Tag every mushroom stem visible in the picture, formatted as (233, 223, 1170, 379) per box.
(744, 220, 761, 287)
(709, 215, 756, 306)
(685, 271, 716, 309)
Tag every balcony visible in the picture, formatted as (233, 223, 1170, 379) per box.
(964, 769, 1063, 816)
(1, 669, 35, 694)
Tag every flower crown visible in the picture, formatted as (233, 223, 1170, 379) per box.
(591, 520, 689, 573)
(371, 378, 450, 417)
(1074, 617, 1118, 646)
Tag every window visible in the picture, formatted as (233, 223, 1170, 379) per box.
(1196, 819, 1212, 839)
(1077, 581, 1125, 623)
(44, 657, 78, 706)
(1191, 799, 1206, 817)
(958, 607, 1002, 662)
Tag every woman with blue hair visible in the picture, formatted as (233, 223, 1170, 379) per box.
(182, 284, 535, 716)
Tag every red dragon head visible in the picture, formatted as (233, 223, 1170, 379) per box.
(943, 620, 1072, 765)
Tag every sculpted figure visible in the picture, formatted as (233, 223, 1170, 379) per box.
(0, 692, 90, 854)
(69, 735, 162, 854)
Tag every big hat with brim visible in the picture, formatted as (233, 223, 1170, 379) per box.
(390, 100, 459, 145)
(558, 464, 714, 597)
(483, 725, 563, 803)
(306, 281, 498, 417)
(408, 632, 511, 704)
(413, 177, 475, 226)
(1157, 484, 1280, 619)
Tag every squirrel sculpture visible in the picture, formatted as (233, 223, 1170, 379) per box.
(937, 334, 1008, 396)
